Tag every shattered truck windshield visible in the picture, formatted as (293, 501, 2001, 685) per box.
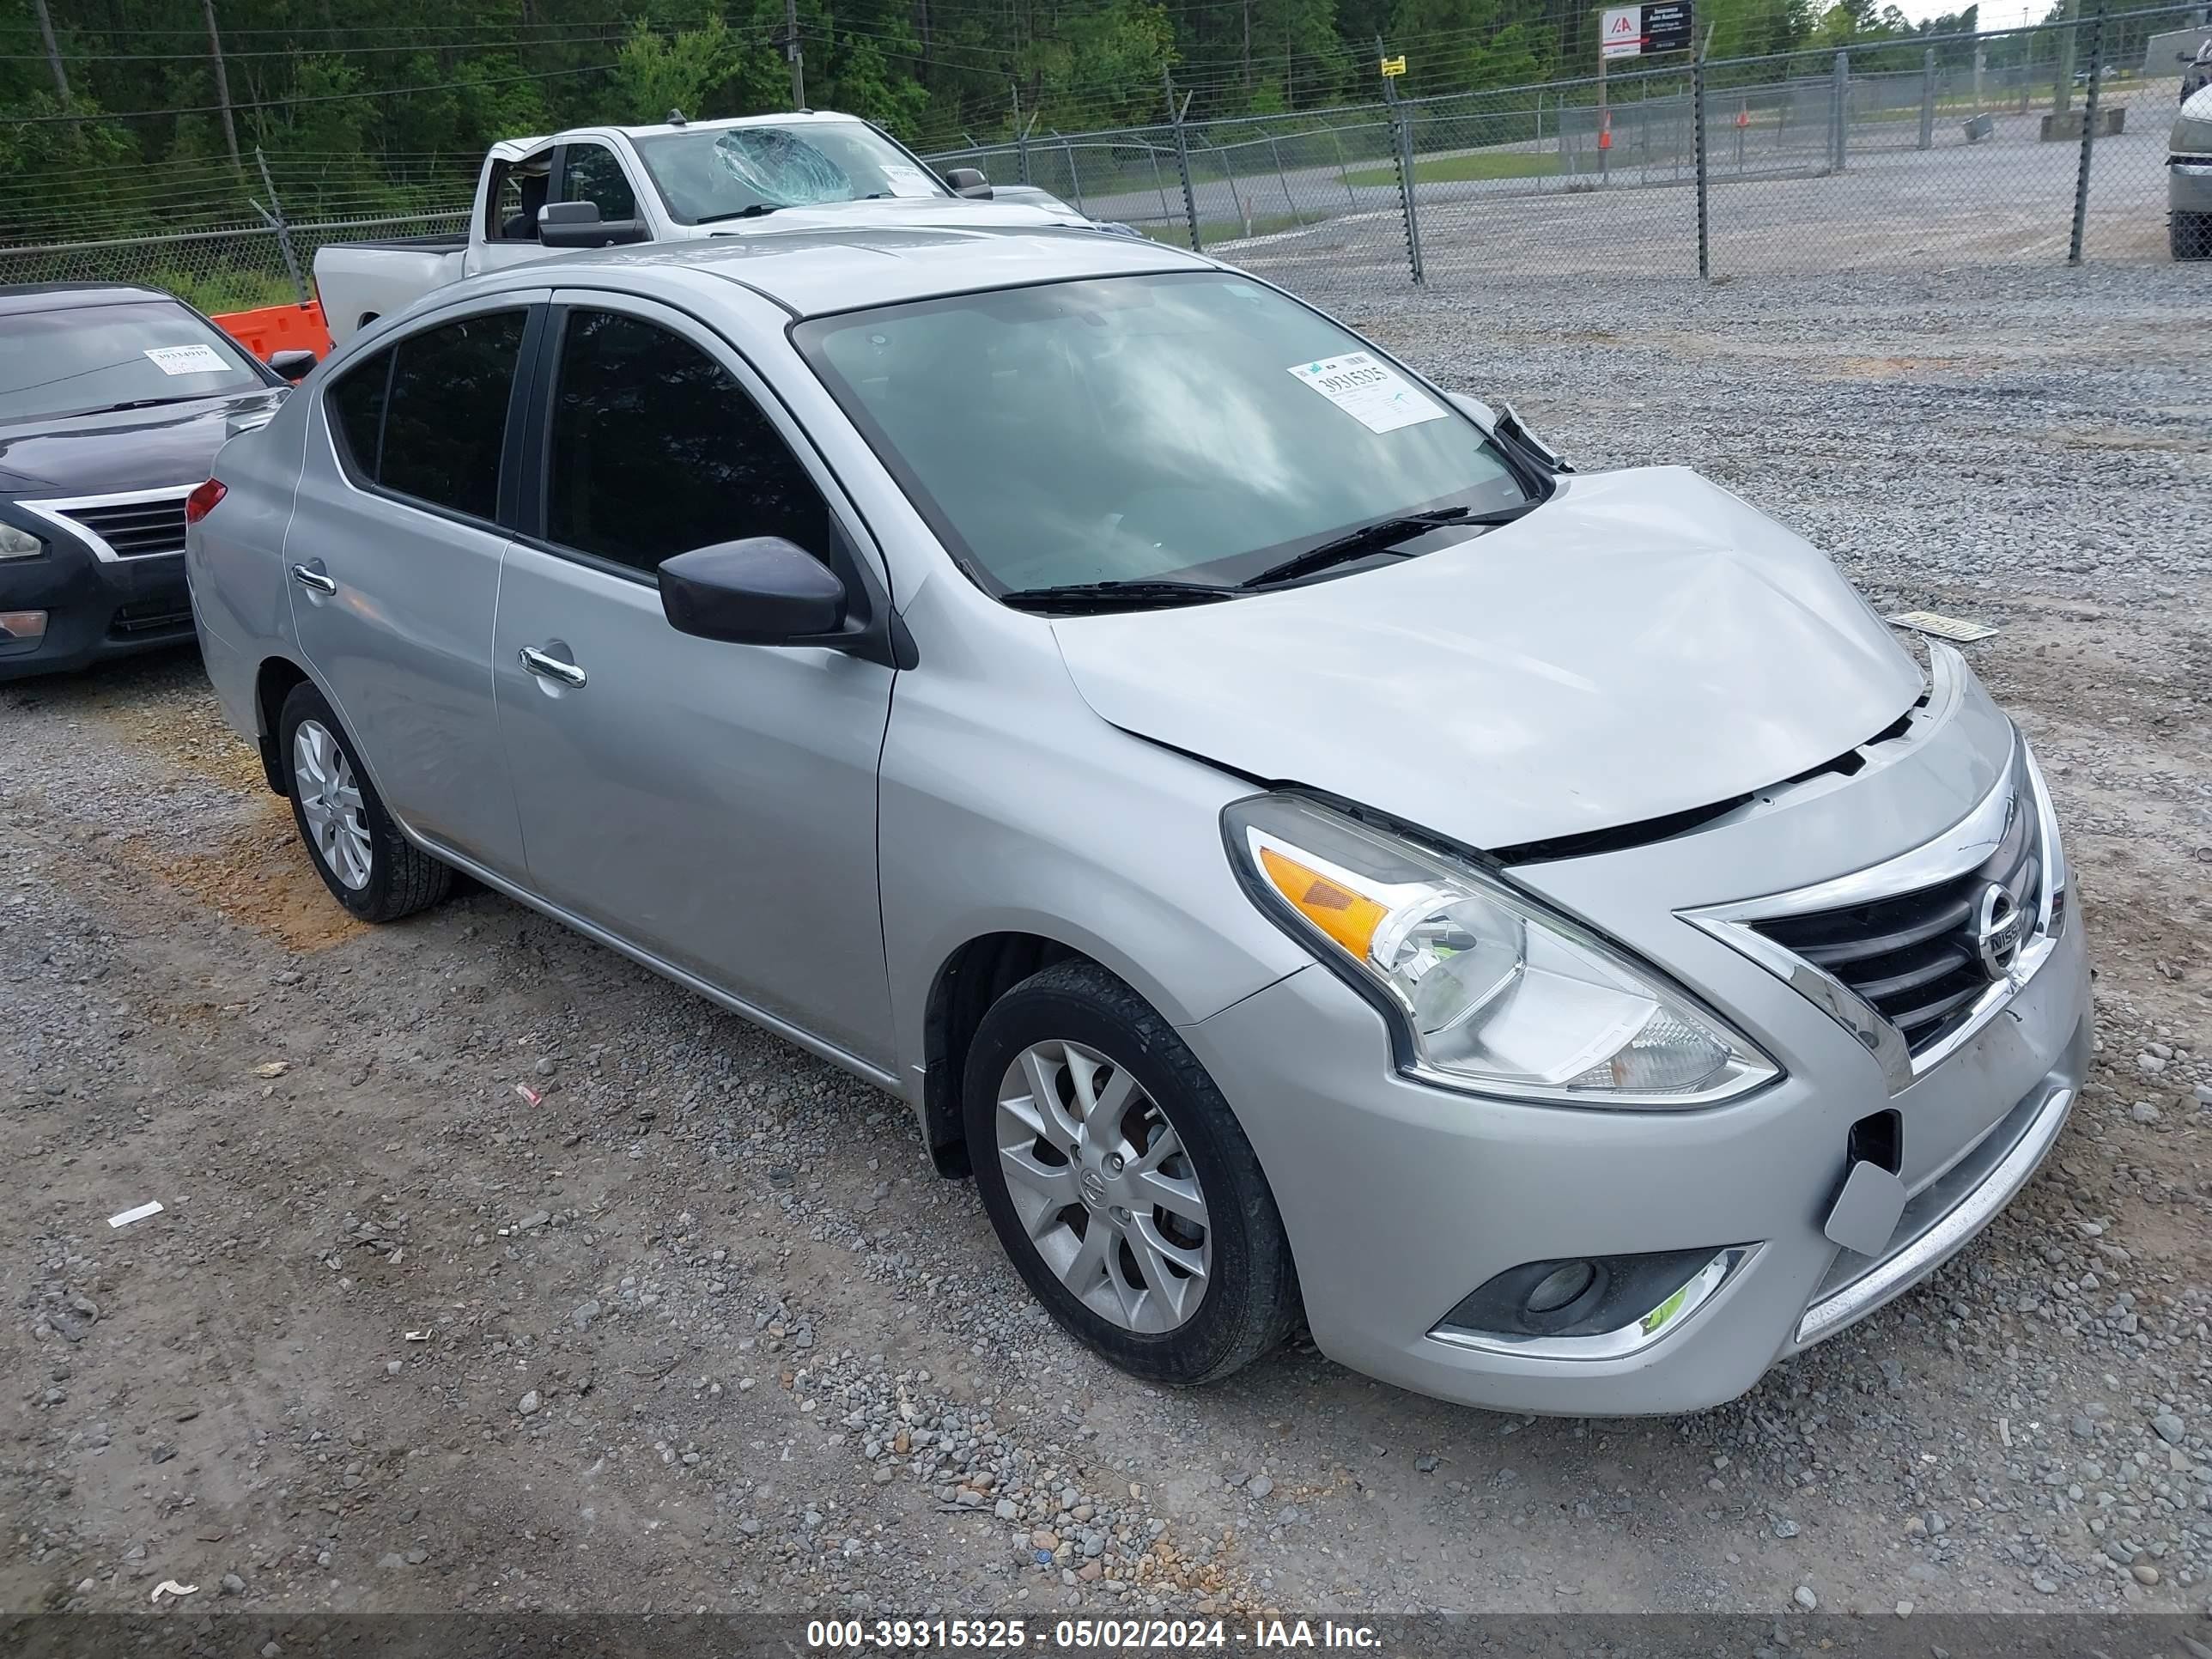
(633, 121, 950, 224)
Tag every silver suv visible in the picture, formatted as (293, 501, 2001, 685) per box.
(186, 222, 2087, 1415)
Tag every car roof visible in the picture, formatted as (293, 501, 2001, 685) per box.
(474, 212, 1212, 319)
(0, 281, 186, 316)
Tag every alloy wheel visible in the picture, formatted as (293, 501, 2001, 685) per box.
(294, 719, 373, 891)
(994, 1039, 1212, 1333)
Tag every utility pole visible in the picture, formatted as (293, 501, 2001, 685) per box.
(786, 0, 805, 110)
(31, 0, 68, 104)
(203, 0, 242, 174)
(1593, 6, 1610, 183)
(2051, 0, 2077, 114)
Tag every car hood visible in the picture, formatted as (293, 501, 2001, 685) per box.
(0, 389, 284, 496)
(1050, 465, 1925, 852)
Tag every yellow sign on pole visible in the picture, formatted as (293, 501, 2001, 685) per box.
(1379, 54, 1407, 76)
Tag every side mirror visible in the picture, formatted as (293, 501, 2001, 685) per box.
(268, 349, 318, 382)
(941, 166, 994, 199)
(538, 200, 650, 249)
(659, 538, 848, 646)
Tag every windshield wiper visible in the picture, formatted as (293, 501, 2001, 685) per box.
(695, 203, 782, 225)
(96, 393, 233, 413)
(1238, 501, 1537, 590)
(998, 579, 1236, 615)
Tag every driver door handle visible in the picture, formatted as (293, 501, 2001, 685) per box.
(290, 562, 336, 594)
(520, 645, 586, 688)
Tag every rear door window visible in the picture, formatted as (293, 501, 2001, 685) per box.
(374, 311, 527, 520)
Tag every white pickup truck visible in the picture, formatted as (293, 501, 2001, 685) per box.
(312, 111, 1048, 345)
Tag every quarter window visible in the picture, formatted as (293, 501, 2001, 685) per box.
(545, 309, 831, 575)
(325, 348, 390, 478)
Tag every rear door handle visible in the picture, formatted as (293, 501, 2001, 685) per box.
(519, 645, 586, 688)
(290, 562, 336, 595)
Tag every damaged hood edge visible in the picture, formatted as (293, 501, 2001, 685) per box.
(1050, 465, 1925, 852)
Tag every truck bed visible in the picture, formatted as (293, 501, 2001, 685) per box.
(332, 232, 470, 252)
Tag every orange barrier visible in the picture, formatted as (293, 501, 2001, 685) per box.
(213, 300, 333, 362)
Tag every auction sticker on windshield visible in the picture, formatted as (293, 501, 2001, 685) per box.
(143, 343, 232, 375)
(880, 163, 939, 198)
(1287, 351, 1447, 434)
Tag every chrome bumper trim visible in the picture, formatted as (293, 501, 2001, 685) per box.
(17, 485, 195, 565)
(1794, 1083, 2072, 1350)
(1429, 1244, 1758, 1362)
(1685, 664, 2067, 1097)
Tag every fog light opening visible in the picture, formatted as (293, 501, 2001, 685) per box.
(1524, 1259, 1596, 1315)
(0, 609, 48, 641)
(1431, 1244, 1757, 1358)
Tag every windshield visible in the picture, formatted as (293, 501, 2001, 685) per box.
(0, 300, 264, 425)
(633, 122, 948, 223)
(796, 272, 1530, 597)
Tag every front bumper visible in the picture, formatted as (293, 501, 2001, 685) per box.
(2172, 157, 2212, 215)
(0, 500, 196, 681)
(1189, 922, 2086, 1416)
(1182, 663, 2091, 1416)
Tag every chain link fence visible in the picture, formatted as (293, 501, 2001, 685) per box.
(0, 149, 478, 313)
(932, 3, 2210, 292)
(4, 4, 2204, 311)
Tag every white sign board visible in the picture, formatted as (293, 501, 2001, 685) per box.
(880, 162, 938, 198)
(1286, 351, 1448, 434)
(143, 343, 231, 375)
(1601, 5, 1644, 58)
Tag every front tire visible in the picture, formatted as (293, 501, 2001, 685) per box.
(2173, 210, 2212, 262)
(278, 680, 451, 923)
(963, 959, 1300, 1386)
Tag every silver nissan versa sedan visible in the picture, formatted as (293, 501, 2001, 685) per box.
(185, 218, 2088, 1415)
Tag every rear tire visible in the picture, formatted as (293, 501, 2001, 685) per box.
(963, 959, 1300, 1386)
(278, 680, 451, 923)
(2172, 210, 2212, 262)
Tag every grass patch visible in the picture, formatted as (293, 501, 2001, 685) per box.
(1137, 210, 1310, 244)
(1342, 150, 1564, 187)
(149, 267, 304, 315)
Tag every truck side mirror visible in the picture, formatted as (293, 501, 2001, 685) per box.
(538, 201, 650, 249)
(268, 349, 318, 382)
(940, 167, 994, 199)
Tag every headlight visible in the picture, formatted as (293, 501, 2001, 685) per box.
(2021, 738, 2069, 935)
(1224, 794, 1778, 1106)
(0, 523, 45, 561)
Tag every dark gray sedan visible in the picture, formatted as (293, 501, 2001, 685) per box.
(0, 282, 311, 680)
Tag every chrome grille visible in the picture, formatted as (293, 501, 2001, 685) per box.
(58, 496, 189, 557)
(1750, 763, 2042, 1055)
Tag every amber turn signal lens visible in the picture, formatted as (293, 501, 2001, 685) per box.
(1257, 845, 1387, 959)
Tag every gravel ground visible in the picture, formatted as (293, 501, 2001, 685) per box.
(3, 263, 2211, 1624)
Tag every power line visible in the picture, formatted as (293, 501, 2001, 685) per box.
(5, 59, 618, 125)
(0, 32, 633, 63)
(0, 13, 731, 38)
